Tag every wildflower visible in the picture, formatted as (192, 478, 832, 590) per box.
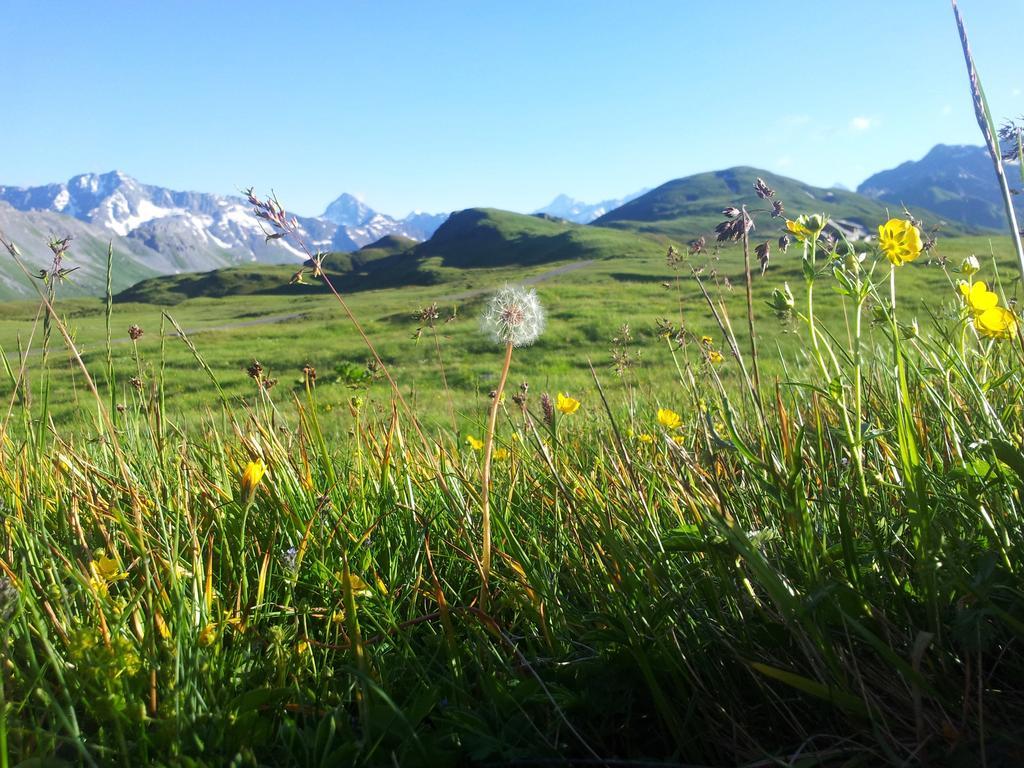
(974, 307, 1018, 339)
(128, 324, 143, 341)
(700, 335, 713, 347)
(240, 459, 266, 503)
(672, 435, 686, 446)
(465, 435, 484, 451)
(493, 448, 510, 461)
(89, 553, 127, 597)
(281, 546, 298, 571)
(708, 350, 725, 365)
(657, 408, 682, 430)
(878, 218, 923, 266)
(297, 639, 310, 655)
(637, 433, 654, 444)
(481, 285, 545, 347)
(958, 281, 1018, 339)
(198, 623, 218, 647)
(785, 214, 827, 243)
(556, 392, 580, 415)
(959, 281, 999, 315)
(338, 572, 373, 597)
(961, 255, 980, 276)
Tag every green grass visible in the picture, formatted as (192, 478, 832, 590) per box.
(2, 202, 1024, 765)
(1, 228, 1016, 428)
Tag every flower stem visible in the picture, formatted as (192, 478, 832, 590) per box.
(481, 341, 514, 601)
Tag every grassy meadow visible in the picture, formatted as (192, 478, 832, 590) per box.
(2, 193, 1024, 767)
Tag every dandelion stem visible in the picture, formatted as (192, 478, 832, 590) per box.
(481, 341, 514, 601)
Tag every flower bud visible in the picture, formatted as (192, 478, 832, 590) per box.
(960, 255, 980, 276)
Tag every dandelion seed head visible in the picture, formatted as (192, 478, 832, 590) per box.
(481, 285, 545, 347)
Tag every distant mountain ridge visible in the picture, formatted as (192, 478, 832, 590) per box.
(857, 144, 1021, 229)
(320, 193, 448, 244)
(0, 172, 450, 273)
(534, 190, 649, 224)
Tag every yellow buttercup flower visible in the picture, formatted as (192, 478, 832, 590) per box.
(657, 408, 682, 430)
(974, 306, 1018, 340)
(636, 432, 654, 444)
(700, 335, 713, 347)
(465, 435, 483, 451)
(240, 459, 266, 502)
(338, 572, 373, 597)
(785, 218, 813, 242)
(89, 552, 127, 597)
(958, 280, 999, 314)
(493, 448, 510, 461)
(785, 214, 826, 243)
(708, 350, 724, 365)
(878, 218, 923, 266)
(556, 392, 580, 415)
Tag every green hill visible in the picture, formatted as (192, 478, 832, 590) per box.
(594, 166, 982, 240)
(411, 208, 668, 268)
(115, 210, 673, 304)
(115, 235, 432, 304)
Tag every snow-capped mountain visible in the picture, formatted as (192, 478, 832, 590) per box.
(0, 173, 451, 273)
(534, 190, 650, 224)
(320, 193, 449, 250)
(0, 171, 346, 268)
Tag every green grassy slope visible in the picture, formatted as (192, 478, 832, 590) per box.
(114, 210, 674, 304)
(593, 166, 985, 240)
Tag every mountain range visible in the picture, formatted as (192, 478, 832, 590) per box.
(533, 190, 649, 224)
(0, 173, 451, 298)
(0, 144, 1015, 300)
(857, 144, 1022, 230)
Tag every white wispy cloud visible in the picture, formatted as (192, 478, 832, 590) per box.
(849, 116, 875, 132)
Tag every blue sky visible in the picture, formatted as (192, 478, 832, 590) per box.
(4, 1, 1020, 218)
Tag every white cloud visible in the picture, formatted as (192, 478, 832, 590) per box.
(850, 116, 875, 131)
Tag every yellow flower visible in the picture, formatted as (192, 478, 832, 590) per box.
(93, 554, 124, 582)
(708, 350, 724, 365)
(877, 218, 923, 266)
(785, 214, 826, 243)
(493, 448, 510, 461)
(240, 459, 266, 502)
(556, 392, 581, 415)
(974, 306, 1018, 340)
(657, 408, 682, 430)
(338, 572, 373, 597)
(636, 432, 654, 444)
(465, 435, 483, 451)
(89, 552, 127, 596)
(198, 623, 218, 647)
(297, 639, 310, 655)
(959, 280, 999, 315)
(700, 335, 713, 347)
(671, 435, 685, 446)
